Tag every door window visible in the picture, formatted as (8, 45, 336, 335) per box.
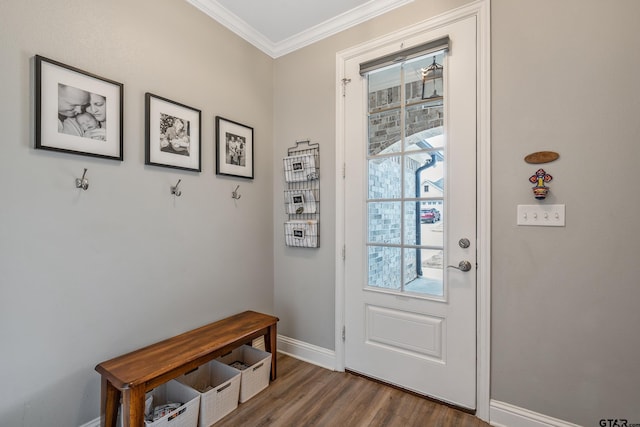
(366, 53, 445, 297)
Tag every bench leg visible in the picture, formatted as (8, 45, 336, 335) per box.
(121, 385, 145, 427)
(265, 323, 277, 380)
(101, 378, 120, 427)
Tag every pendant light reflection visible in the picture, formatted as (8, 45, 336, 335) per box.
(421, 56, 443, 100)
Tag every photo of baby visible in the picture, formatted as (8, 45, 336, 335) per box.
(75, 112, 106, 141)
(57, 84, 107, 141)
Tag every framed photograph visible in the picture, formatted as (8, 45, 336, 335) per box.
(145, 93, 201, 172)
(35, 55, 123, 160)
(216, 116, 254, 179)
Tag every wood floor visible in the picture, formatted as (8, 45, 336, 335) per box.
(216, 353, 490, 427)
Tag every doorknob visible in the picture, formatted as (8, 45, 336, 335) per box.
(447, 260, 472, 272)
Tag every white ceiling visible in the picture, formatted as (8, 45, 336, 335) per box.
(185, 0, 414, 58)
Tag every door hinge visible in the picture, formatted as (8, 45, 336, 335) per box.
(342, 163, 346, 179)
(342, 245, 346, 261)
(342, 325, 346, 341)
(341, 78, 351, 97)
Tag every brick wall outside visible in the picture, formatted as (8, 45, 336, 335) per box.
(367, 144, 422, 289)
(368, 82, 443, 156)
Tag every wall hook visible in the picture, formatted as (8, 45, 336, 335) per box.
(75, 168, 89, 190)
(171, 179, 182, 197)
(232, 185, 241, 200)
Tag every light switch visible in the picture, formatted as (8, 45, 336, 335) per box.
(517, 204, 565, 227)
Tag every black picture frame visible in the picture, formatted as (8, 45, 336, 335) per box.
(35, 55, 124, 160)
(145, 93, 201, 172)
(216, 116, 254, 179)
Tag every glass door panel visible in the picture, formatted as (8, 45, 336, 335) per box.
(405, 53, 445, 104)
(368, 110, 401, 156)
(404, 248, 444, 296)
(368, 157, 401, 199)
(366, 52, 445, 297)
(368, 202, 401, 244)
(368, 246, 401, 290)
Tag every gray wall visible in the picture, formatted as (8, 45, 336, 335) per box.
(491, 1, 640, 425)
(0, 1, 274, 426)
(273, 0, 640, 426)
(1, 0, 639, 426)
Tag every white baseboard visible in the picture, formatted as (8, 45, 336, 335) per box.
(490, 400, 582, 427)
(277, 334, 336, 371)
(79, 417, 101, 427)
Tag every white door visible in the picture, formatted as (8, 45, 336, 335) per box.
(342, 16, 477, 409)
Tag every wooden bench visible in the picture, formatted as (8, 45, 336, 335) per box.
(95, 310, 279, 427)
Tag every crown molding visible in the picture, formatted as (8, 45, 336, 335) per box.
(186, 0, 278, 55)
(186, 0, 414, 58)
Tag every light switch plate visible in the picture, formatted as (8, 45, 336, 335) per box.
(517, 204, 565, 226)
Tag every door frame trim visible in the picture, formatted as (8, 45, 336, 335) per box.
(334, 0, 491, 420)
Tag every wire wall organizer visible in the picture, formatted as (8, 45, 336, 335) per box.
(284, 140, 319, 248)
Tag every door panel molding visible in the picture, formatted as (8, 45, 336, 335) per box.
(366, 305, 445, 360)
